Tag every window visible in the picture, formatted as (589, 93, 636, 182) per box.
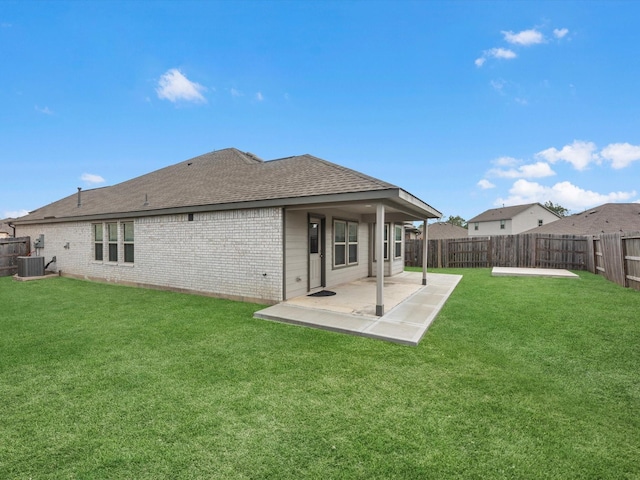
(373, 224, 390, 261)
(474, 222, 479, 231)
(348, 222, 358, 264)
(394, 224, 402, 258)
(123, 222, 134, 263)
(107, 223, 118, 262)
(500, 219, 506, 230)
(94, 224, 103, 261)
(384, 224, 389, 260)
(334, 220, 358, 267)
(538, 219, 543, 227)
(309, 221, 319, 254)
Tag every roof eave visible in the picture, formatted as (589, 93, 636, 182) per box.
(14, 188, 441, 225)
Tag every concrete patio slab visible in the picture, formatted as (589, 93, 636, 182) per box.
(491, 267, 579, 278)
(254, 272, 462, 346)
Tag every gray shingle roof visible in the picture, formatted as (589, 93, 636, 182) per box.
(468, 203, 544, 223)
(17, 148, 415, 222)
(523, 203, 640, 234)
(426, 222, 469, 239)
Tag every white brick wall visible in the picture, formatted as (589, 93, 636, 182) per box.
(16, 207, 284, 303)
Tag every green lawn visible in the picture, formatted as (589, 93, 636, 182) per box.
(1, 270, 638, 479)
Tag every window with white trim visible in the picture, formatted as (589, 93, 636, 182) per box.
(500, 219, 506, 230)
(394, 224, 403, 258)
(123, 222, 134, 263)
(107, 223, 118, 262)
(93, 224, 103, 261)
(334, 220, 358, 267)
(374, 224, 390, 261)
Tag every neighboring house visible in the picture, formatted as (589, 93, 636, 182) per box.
(425, 222, 468, 240)
(523, 203, 640, 235)
(14, 148, 441, 312)
(467, 203, 561, 237)
(0, 219, 15, 238)
(404, 222, 421, 240)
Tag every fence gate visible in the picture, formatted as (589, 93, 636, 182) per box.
(0, 237, 31, 277)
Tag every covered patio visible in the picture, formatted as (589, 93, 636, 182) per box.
(254, 271, 462, 346)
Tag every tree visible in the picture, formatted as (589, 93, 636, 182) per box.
(445, 215, 468, 229)
(544, 201, 569, 217)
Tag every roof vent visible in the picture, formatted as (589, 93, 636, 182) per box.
(77, 187, 82, 207)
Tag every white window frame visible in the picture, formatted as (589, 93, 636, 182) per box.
(333, 219, 358, 268)
(93, 223, 103, 261)
(394, 224, 403, 258)
(123, 222, 134, 263)
(107, 222, 119, 262)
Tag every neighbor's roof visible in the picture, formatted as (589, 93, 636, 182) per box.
(523, 203, 640, 235)
(426, 222, 469, 239)
(16, 148, 441, 224)
(468, 203, 559, 223)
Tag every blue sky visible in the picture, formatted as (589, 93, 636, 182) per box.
(2, 1, 639, 222)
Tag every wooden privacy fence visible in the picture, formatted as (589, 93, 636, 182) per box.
(405, 234, 588, 270)
(0, 237, 31, 277)
(406, 231, 640, 291)
(589, 231, 640, 291)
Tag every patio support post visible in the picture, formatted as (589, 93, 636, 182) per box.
(422, 220, 428, 285)
(376, 203, 385, 316)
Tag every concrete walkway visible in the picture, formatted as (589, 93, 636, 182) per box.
(254, 272, 462, 346)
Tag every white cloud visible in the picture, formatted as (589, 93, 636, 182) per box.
(35, 105, 53, 115)
(156, 68, 207, 103)
(600, 143, 640, 169)
(536, 140, 600, 171)
(490, 79, 506, 92)
(477, 179, 495, 189)
(230, 88, 243, 97)
(492, 156, 519, 167)
(255, 92, 264, 101)
(489, 161, 555, 179)
(496, 179, 637, 211)
(475, 48, 517, 67)
(553, 28, 569, 39)
(3, 209, 29, 218)
(489, 47, 517, 60)
(81, 173, 105, 185)
(502, 29, 544, 46)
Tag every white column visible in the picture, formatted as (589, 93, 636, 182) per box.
(422, 220, 428, 286)
(376, 203, 385, 316)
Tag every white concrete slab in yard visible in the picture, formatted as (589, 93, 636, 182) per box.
(491, 267, 579, 278)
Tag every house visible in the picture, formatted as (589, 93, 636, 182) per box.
(523, 203, 640, 235)
(467, 203, 560, 237)
(425, 222, 468, 240)
(404, 222, 421, 240)
(0, 219, 15, 238)
(13, 148, 441, 315)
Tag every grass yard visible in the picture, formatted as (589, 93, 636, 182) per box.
(1, 270, 638, 479)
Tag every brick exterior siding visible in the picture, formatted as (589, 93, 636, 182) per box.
(16, 207, 284, 304)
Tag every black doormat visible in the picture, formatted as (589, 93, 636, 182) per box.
(308, 290, 337, 297)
